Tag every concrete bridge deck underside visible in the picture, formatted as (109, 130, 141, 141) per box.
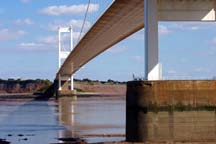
(57, 0, 216, 79)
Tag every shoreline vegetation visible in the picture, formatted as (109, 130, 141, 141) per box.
(0, 78, 126, 99)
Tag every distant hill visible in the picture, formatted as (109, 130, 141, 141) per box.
(0, 79, 51, 94)
(74, 78, 126, 95)
(0, 78, 126, 95)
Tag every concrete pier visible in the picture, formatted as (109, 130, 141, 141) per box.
(126, 80, 216, 142)
(57, 90, 77, 97)
(49, 80, 76, 98)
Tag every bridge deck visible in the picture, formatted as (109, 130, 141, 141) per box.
(57, 0, 216, 78)
(57, 0, 144, 77)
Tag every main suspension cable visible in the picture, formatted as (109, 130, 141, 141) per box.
(78, 0, 91, 41)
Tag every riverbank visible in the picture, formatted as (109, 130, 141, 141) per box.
(0, 79, 126, 99)
(0, 78, 126, 95)
(0, 93, 39, 101)
(0, 92, 126, 101)
(93, 141, 216, 144)
(74, 82, 126, 96)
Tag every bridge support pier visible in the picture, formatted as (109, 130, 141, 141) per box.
(58, 75, 74, 91)
(126, 80, 216, 142)
(57, 75, 76, 97)
(145, 0, 162, 80)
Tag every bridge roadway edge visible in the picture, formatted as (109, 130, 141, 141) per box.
(126, 80, 216, 142)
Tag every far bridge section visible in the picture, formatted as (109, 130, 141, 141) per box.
(54, 0, 216, 142)
(56, 0, 216, 94)
(56, 0, 144, 79)
(56, 0, 145, 95)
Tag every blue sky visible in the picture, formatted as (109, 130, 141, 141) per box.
(0, 0, 216, 81)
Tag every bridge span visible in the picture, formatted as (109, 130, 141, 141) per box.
(57, 0, 144, 78)
(56, 0, 216, 92)
(54, 0, 216, 142)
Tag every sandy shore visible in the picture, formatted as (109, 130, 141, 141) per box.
(93, 142, 216, 144)
(0, 93, 55, 101)
(0, 93, 32, 96)
(0, 93, 126, 102)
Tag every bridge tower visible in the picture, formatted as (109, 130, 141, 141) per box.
(58, 27, 75, 94)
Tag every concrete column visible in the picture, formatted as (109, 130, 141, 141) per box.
(58, 74, 62, 91)
(145, 0, 161, 80)
(71, 75, 74, 91)
(58, 28, 62, 91)
(58, 29, 61, 69)
(70, 26, 74, 91)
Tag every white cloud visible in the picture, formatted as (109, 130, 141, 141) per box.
(18, 33, 77, 51)
(48, 19, 91, 31)
(170, 22, 216, 31)
(18, 35, 57, 51)
(130, 25, 170, 41)
(39, 32, 83, 44)
(18, 28, 87, 51)
(38, 35, 57, 45)
(19, 42, 44, 47)
(40, 4, 99, 16)
(15, 18, 34, 25)
(107, 46, 127, 53)
(18, 42, 45, 51)
(0, 28, 25, 41)
(18, 36, 57, 51)
(159, 25, 170, 35)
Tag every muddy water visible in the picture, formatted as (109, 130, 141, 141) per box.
(1, 96, 216, 143)
(0, 96, 125, 144)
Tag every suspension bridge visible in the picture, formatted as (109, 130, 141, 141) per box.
(56, 0, 216, 92)
(53, 0, 216, 142)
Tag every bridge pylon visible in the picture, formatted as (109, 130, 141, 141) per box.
(57, 26, 76, 96)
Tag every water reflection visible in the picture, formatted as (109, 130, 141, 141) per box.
(139, 111, 216, 142)
(0, 100, 63, 144)
(58, 96, 125, 143)
(0, 95, 125, 143)
(58, 97, 77, 138)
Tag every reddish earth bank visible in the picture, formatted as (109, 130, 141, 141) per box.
(0, 79, 126, 96)
(0, 79, 50, 94)
(75, 82, 126, 95)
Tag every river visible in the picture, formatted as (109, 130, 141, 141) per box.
(0, 96, 125, 144)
